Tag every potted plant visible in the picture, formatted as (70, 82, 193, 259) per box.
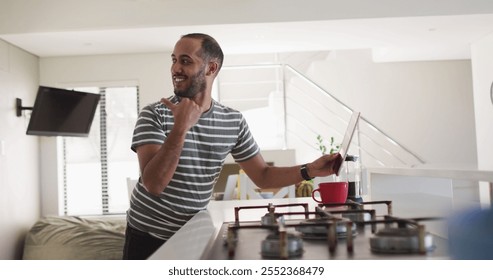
(316, 134, 340, 155)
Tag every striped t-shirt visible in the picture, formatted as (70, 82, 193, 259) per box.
(127, 96, 260, 240)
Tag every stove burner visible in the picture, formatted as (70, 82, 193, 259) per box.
(370, 227, 435, 254)
(261, 233, 303, 259)
(295, 219, 357, 239)
(261, 213, 284, 226)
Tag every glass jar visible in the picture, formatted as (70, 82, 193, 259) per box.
(339, 155, 363, 202)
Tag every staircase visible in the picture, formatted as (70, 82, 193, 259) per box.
(215, 63, 425, 168)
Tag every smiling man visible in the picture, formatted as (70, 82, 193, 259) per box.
(123, 33, 342, 260)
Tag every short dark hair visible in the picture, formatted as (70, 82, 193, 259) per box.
(181, 33, 224, 72)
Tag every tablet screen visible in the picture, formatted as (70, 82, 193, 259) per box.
(334, 111, 360, 176)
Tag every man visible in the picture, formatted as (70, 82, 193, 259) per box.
(123, 33, 342, 259)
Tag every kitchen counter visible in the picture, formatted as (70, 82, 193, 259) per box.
(148, 197, 318, 260)
(367, 167, 493, 182)
(149, 195, 451, 260)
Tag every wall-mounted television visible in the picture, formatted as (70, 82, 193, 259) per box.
(26, 86, 101, 137)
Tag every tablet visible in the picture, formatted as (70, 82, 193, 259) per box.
(334, 111, 361, 176)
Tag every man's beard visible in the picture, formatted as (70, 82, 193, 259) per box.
(174, 67, 206, 98)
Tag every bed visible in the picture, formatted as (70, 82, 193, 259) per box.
(22, 215, 126, 260)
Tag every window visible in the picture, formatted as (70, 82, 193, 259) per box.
(62, 86, 139, 215)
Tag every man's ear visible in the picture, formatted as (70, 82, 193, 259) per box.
(207, 61, 219, 76)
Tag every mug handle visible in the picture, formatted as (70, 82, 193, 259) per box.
(312, 188, 322, 203)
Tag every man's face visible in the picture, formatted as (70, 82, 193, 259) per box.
(171, 38, 207, 98)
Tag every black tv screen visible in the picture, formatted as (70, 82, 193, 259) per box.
(26, 86, 101, 137)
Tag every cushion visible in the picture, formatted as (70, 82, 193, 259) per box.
(22, 215, 126, 260)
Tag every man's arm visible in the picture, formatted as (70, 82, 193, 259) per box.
(137, 98, 203, 196)
(238, 153, 342, 189)
(136, 127, 187, 196)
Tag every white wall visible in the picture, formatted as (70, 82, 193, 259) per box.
(40, 53, 174, 107)
(0, 40, 40, 259)
(471, 33, 493, 204)
(306, 50, 477, 168)
(471, 34, 493, 171)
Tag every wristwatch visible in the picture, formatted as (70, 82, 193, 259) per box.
(300, 164, 314, 180)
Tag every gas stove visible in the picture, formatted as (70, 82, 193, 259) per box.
(202, 200, 449, 260)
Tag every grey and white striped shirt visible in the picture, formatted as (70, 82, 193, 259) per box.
(127, 96, 259, 240)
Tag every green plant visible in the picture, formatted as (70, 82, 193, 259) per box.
(316, 135, 340, 155)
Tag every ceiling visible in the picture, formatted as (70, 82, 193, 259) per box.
(1, 0, 493, 62)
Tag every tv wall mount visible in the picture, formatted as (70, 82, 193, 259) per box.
(16, 98, 33, 117)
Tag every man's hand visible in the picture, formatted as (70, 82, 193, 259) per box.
(307, 153, 343, 178)
(161, 97, 202, 133)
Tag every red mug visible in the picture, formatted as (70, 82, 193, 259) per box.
(311, 182, 348, 204)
